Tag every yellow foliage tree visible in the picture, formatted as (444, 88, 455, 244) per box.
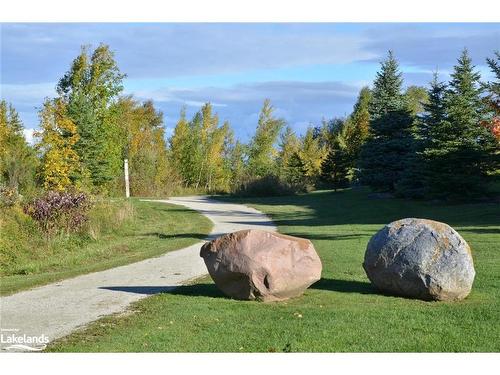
(35, 99, 81, 191)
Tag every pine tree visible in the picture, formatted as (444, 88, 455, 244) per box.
(423, 49, 498, 199)
(358, 51, 415, 192)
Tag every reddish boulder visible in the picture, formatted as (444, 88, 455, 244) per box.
(200, 229, 322, 302)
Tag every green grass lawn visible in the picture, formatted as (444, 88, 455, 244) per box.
(47, 188, 499, 352)
(0, 199, 213, 295)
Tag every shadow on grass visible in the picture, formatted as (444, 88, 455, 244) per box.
(311, 278, 377, 295)
(99, 283, 225, 298)
(100, 279, 378, 298)
(143, 232, 208, 240)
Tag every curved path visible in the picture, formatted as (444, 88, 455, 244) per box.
(0, 196, 276, 351)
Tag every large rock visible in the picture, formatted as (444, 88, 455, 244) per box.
(200, 229, 322, 302)
(363, 218, 475, 301)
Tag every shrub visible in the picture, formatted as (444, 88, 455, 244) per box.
(23, 190, 92, 235)
(233, 174, 302, 197)
(0, 186, 21, 207)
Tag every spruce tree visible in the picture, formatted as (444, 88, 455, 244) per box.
(321, 134, 350, 191)
(483, 51, 500, 140)
(424, 49, 498, 199)
(358, 51, 415, 192)
(396, 73, 447, 198)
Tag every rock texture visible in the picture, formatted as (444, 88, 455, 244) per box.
(200, 229, 322, 301)
(363, 218, 475, 301)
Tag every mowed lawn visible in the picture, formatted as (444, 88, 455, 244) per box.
(47, 189, 500, 352)
(1, 200, 213, 295)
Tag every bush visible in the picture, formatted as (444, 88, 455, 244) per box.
(23, 190, 92, 235)
(233, 174, 302, 197)
(0, 186, 21, 207)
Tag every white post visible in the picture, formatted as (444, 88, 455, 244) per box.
(124, 159, 130, 198)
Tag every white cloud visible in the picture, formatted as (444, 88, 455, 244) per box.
(23, 128, 36, 145)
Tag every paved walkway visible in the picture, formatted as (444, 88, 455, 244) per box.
(0, 196, 276, 351)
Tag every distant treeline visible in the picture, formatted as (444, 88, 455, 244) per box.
(1, 45, 499, 202)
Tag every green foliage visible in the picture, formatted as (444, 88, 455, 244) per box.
(277, 126, 300, 182)
(483, 51, 500, 141)
(56, 44, 126, 190)
(169, 107, 195, 187)
(35, 99, 83, 192)
(0, 101, 38, 195)
(422, 49, 499, 200)
(321, 135, 350, 190)
(233, 174, 297, 197)
(359, 51, 416, 192)
(405, 85, 429, 116)
(343, 87, 372, 163)
(169, 103, 233, 193)
(247, 99, 285, 178)
(115, 98, 177, 197)
(277, 126, 327, 191)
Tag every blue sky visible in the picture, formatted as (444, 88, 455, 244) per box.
(1, 23, 499, 143)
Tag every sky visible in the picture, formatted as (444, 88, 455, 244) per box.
(1, 23, 499, 143)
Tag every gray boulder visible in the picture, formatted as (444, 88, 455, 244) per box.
(363, 218, 475, 301)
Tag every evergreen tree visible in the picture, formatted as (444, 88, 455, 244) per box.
(56, 44, 126, 189)
(358, 51, 415, 192)
(423, 49, 498, 199)
(247, 99, 285, 178)
(321, 135, 350, 191)
(396, 74, 447, 198)
(170, 107, 196, 187)
(277, 126, 300, 182)
(420, 73, 448, 144)
(286, 151, 308, 188)
(483, 51, 500, 140)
